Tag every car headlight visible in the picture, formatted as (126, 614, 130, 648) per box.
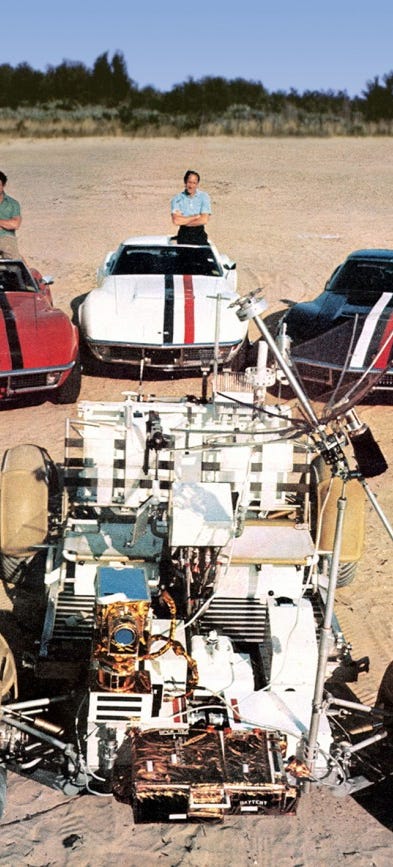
(92, 343, 111, 359)
(46, 372, 61, 386)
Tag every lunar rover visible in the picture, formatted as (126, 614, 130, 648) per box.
(0, 289, 392, 822)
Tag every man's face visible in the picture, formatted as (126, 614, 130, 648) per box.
(185, 174, 199, 196)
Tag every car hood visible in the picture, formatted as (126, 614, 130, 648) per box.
(289, 311, 393, 416)
(284, 292, 348, 341)
(0, 293, 77, 371)
(79, 274, 246, 345)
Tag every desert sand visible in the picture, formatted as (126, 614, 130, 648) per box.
(0, 136, 393, 865)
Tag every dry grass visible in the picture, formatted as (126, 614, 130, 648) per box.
(2, 104, 393, 138)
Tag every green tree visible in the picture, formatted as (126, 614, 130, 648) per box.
(45, 60, 91, 104)
(91, 52, 113, 102)
(111, 51, 133, 101)
(362, 73, 393, 120)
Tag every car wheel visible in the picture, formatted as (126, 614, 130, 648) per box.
(79, 333, 100, 375)
(56, 355, 82, 404)
(376, 660, 393, 711)
(262, 309, 286, 338)
(230, 336, 253, 371)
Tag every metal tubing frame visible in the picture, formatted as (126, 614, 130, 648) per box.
(305, 489, 347, 771)
(234, 291, 393, 782)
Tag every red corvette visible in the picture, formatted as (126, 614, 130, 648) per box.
(0, 258, 81, 403)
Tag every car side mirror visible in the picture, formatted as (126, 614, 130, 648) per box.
(104, 251, 116, 272)
(223, 261, 236, 271)
(41, 275, 54, 286)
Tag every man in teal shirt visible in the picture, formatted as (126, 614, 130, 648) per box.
(0, 171, 21, 258)
(171, 170, 211, 244)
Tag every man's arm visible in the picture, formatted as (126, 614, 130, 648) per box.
(0, 215, 21, 231)
(172, 211, 209, 227)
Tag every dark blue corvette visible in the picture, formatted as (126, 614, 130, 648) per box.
(279, 249, 393, 394)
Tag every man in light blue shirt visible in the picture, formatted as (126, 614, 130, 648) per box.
(171, 170, 211, 244)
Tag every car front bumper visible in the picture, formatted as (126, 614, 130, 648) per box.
(0, 361, 76, 398)
(86, 340, 242, 371)
(289, 357, 393, 392)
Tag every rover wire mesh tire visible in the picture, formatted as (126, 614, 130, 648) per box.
(0, 766, 6, 820)
(0, 633, 18, 697)
(336, 560, 357, 587)
(0, 553, 27, 585)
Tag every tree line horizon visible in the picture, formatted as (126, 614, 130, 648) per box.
(1, 50, 393, 122)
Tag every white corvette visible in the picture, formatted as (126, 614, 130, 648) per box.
(78, 235, 248, 371)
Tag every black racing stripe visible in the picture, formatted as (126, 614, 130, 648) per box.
(163, 275, 174, 344)
(0, 293, 23, 369)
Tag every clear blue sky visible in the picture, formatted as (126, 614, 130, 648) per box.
(3, 0, 393, 97)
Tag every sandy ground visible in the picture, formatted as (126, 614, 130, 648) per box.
(1, 137, 393, 865)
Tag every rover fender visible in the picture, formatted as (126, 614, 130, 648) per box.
(0, 444, 49, 583)
(310, 455, 365, 586)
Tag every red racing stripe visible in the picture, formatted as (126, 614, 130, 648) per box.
(375, 311, 393, 369)
(183, 274, 194, 343)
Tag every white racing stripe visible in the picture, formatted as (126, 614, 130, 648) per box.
(349, 292, 393, 369)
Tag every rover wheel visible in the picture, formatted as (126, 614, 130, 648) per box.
(0, 553, 27, 585)
(336, 560, 357, 587)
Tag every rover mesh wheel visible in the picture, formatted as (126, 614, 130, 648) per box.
(336, 560, 357, 587)
(0, 633, 18, 697)
(0, 767, 6, 820)
(0, 553, 27, 585)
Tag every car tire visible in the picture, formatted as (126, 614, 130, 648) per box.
(79, 333, 100, 375)
(230, 336, 253, 371)
(262, 309, 286, 338)
(376, 660, 393, 711)
(56, 356, 82, 404)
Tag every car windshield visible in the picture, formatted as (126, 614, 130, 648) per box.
(0, 262, 36, 292)
(111, 245, 223, 277)
(329, 260, 393, 306)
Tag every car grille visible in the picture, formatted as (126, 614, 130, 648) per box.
(293, 362, 335, 386)
(0, 372, 54, 395)
(373, 371, 393, 390)
(109, 346, 183, 365)
(99, 345, 232, 369)
(293, 359, 393, 393)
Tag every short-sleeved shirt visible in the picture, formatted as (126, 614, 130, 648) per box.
(0, 193, 21, 238)
(171, 189, 211, 217)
